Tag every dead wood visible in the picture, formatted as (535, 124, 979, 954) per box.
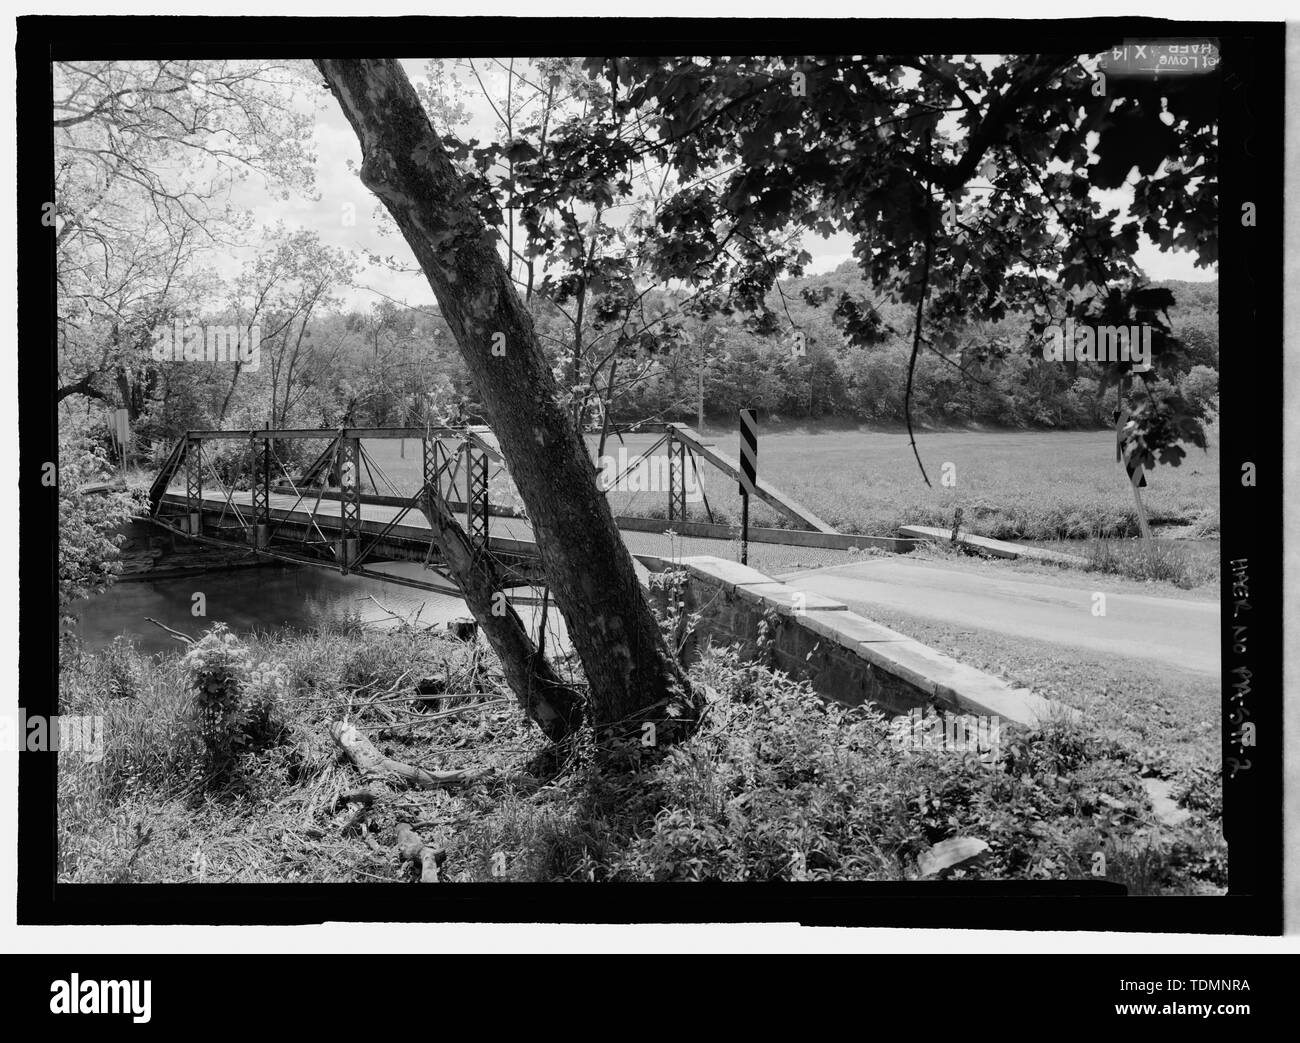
(395, 822, 446, 883)
(329, 721, 492, 790)
(335, 788, 377, 809)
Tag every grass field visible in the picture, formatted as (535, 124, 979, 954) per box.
(357, 423, 1219, 542)
(907, 536, 1220, 596)
(862, 603, 1220, 776)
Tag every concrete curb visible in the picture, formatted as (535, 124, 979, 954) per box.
(898, 525, 1089, 567)
(638, 553, 1078, 729)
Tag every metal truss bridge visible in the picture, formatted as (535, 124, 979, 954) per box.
(145, 424, 906, 595)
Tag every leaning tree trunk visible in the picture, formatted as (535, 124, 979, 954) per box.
(316, 58, 700, 744)
(421, 484, 583, 742)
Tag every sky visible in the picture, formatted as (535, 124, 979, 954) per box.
(230, 56, 1216, 315)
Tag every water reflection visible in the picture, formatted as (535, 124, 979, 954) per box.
(71, 561, 569, 657)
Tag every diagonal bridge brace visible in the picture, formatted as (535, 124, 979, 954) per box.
(666, 423, 837, 533)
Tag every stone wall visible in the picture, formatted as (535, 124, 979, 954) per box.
(112, 518, 273, 580)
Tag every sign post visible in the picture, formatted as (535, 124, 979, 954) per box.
(112, 408, 130, 469)
(738, 409, 758, 565)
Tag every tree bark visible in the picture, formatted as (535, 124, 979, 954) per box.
(316, 59, 700, 742)
(56, 375, 109, 404)
(420, 485, 584, 742)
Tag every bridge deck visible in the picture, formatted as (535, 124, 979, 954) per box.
(159, 491, 861, 574)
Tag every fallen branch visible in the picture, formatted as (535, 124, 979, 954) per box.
(144, 617, 195, 645)
(348, 670, 412, 703)
(363, 592, 399, 616)
(357, 698, 515, 729)
(78, 478, 129, 495)
(317, 690, 489, 712)
(395, 822, 446, 883)
(334, 788, 377, 810)
(329, 721, 493, 790)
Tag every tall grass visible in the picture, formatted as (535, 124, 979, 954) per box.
(1083, 538, 1218, 589)
(58, 630, 1225, 892)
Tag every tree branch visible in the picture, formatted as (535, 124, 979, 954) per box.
(907, 131, 936, 488)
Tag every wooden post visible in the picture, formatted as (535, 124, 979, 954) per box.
(113, 408, 130, 470)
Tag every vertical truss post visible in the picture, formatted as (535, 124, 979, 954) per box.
(184, 435, 203, 536)
(668, 433, 687, 523)
(421, 431, 439, 522)
(682, 435, 692, 521)
(251, 436, 270, 548)
(465, 440, 490, 550)
(421, 433, 455, 569)
(666, 431, 676, 521)
(426, 438, 458, 509)
(338, 436, 361, 570)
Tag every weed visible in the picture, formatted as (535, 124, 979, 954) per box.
(1083, 538, 1217, 589)
(58, 628, 1225, 893)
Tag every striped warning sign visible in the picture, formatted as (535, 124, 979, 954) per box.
(1114, 406, 1147, 488)
(738, 408, 758, 496)
(1125, 452, 1148, 489)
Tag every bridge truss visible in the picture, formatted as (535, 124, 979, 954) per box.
(145, 422, 908, 598)
(147, 425, 534, 593)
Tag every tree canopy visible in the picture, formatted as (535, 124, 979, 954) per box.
(492, 54, 1218, 476)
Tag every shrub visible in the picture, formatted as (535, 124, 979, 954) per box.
(182, 624, 254, 775)
(1180, 365, 1219, 418)
(102, 635, 141, 700)
(466, 649, 1224, 890)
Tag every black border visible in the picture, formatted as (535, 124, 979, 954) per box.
(18, 15, 1284, 932)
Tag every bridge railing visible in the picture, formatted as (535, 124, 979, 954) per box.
(148, 426, 504, 575)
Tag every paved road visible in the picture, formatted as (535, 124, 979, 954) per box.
(163, 489, 1219, 675)
(776, 559, 1221, 677)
